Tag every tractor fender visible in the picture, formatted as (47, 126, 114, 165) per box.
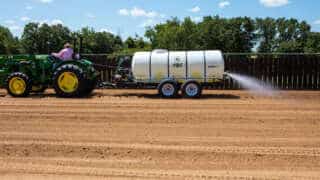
(52, 60, 83, 72)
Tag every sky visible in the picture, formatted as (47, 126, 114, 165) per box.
(0, 0, 319, 39)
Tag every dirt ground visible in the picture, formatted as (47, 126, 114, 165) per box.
(0, 89, 319, 180)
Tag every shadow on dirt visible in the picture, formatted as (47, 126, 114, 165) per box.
(0, 91, 240, 100)
(21, 93, 98, 99)
(28, 93, 57, 98)
(113, 93, 241, 100)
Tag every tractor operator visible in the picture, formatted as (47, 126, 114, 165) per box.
(52, 43, 74, 60)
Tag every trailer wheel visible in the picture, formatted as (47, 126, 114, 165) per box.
(182, 81, 202, 98)
(158, 80, 178, 98)
(53, 64, 85, 98)
(6, 72, 31, 97)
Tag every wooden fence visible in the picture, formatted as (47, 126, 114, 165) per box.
(224, 53, 320, 90)
(83, 53, 320, 90)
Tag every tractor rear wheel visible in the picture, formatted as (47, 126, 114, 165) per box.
(6, 72, 32, 97)
(53, 64, 85, 98)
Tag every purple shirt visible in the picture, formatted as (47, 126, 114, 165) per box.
(52, 48, 74, 60)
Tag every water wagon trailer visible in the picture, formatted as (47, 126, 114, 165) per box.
(0, 50, 227, 98)
(118, 49, 226, 98)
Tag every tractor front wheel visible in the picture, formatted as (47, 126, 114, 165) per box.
(53, 64, 85, 98)
(6, 72, 32, 97)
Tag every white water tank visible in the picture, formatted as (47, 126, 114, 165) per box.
(132, 50, 225, 83)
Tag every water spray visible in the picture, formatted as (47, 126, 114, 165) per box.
(226, 73, 278, 96)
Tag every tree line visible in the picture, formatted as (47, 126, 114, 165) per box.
(146, 16, 319, 53)
(0, 16, 319, 55)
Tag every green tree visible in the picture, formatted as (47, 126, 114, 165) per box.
(276, 18, 311, 53)
(21, 23, 40, 54)
(198, 16, 226, 51)
(48, 24, 73, 52)
(179, 17, 200, 50)
(0, 26, 20, 54)
(125, 37, 136, 49)
(304, 32, 320, 53)
(145, 17, 181, 49)
(224, 17, 256, 52)
(116, 35, 151, 55)
(114, 35, 124, 51)
(146, 16, 256, 52)
(145, 16, 314, 53)
(79, 27, 123, 54)
(124, 35, 149, 49)
(256, 18, 277, 52)
(21, 22, 72, 54)
(2, 16, 319, 55)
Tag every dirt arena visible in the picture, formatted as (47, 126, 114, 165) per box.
(0, 89, 319, 180)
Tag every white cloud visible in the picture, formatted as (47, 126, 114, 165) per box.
(131, 7, 157, 18)
(118, 7, 163, 18)
(119, 9, 129, 16)
(219, 1, 231, 8)
(9, 25, 21, 31)
(39, 19, 63, 25)
(4, 20, 15, 24)
(140, 19, 155, 27)
(189, 6, 200, 13)
(260, 0, 289, 7)
(20, 16, 31, 22)
(314, 20, 320, 25)
(86, 13, 96, 19)
(100, 28, 114, 34)
(38, 0, 53, 4)
(160, 14, 166, 18)
(191, 16, 202, 22)
(38, 19, 49, 25)
(51, 19, 63, 25)
(25, 5, 33, 10)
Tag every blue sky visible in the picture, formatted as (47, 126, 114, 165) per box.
(0, 0, 319, 38)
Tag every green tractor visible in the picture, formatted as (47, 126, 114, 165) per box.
(0, 54, 98, 98)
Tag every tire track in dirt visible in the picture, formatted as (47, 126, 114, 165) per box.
(1, 140, 320, 157)
(1, 132, 320, 147)
(0, 141, 320, 157)
(1, 161, 320, 180)
(0, 90, 320, 179)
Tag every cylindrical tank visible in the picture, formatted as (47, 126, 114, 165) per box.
(132, 49, 225, 83)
